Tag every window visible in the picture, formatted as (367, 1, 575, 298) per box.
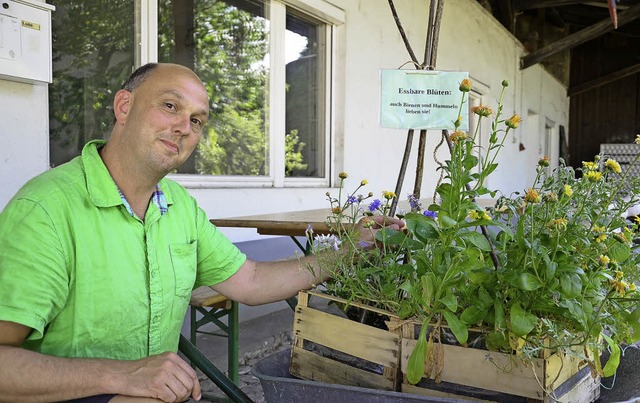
(48, 0, 339, 188)
(48, 0, 137, 166)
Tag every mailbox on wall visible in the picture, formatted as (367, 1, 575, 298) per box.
(0, 0, 55, 84)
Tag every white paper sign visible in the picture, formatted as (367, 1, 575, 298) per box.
(380, 70, 469, 130)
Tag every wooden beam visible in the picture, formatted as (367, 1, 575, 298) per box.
(568, 62, 640, 96)
(495, 0, 515, 33)
(513, 0, 598, 11)
(521, 2, 640, 69)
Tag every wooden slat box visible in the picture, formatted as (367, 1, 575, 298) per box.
(291, 291, 600, 402)
(290, 290, 402, 391)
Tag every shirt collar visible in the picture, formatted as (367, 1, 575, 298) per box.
(82, 140, 172, 213)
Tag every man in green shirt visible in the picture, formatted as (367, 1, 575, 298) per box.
(0, 63, 402, 402)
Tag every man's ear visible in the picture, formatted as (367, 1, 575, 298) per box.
(113, 89, 132, 124)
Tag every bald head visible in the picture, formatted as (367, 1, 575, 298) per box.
(122, 63, 206, 94)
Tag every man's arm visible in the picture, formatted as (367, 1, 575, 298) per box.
(0, 321, 201, 402)
(212, 215, 404, 305)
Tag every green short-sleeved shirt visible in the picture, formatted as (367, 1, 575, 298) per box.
(0, 140, 246, 359)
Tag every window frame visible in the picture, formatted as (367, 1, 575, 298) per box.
(139, 0, 344, 189)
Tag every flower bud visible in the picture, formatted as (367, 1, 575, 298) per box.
(502, 80, 509, 87)
(338, 171, 348, 179)
(459, 78, 472, 92)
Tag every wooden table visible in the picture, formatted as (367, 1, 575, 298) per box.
(211, 207, 334, 237)
(210, 198, 496, 238)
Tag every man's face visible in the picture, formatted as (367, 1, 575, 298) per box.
(118, 64, 210, 176)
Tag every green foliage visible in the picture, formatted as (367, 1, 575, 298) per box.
(285, 129, 308, 176)
(310, 81, 640, 385)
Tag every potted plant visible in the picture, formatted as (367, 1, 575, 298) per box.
(299, 80, 640, 400)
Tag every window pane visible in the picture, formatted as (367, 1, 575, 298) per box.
(285, 11, 325, 178)
(158, 0, 269, 176)
(49, 1, 136, 167)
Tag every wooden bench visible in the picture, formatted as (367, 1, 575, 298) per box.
(189, 286, 239, 384)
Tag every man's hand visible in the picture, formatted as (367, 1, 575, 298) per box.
(355, 215, 405, 249)
(117, 352, 201, 402)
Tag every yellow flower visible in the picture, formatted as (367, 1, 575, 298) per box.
(332, 207, 342, 214)
(630, 283, 637, 292)
(584, 171, 602, 182)
(595, 234, 607, 243)
(593, 225, 605, 234)
(468, 209, 491, 221)
(605, 159, 622, 173)
(449, 130, 468, 143)
(547, 218, 568, 231)
(524, 188, 541, 204)
(471, 105, 493, 117)
(360, 179, 368, 186)
(612, 279, 627, 296)
(382, 191, 396, 200)
(338, 171, 348, 179)
(505, 114, 522, 129)
(598, 255, 610, 266)
(582, 161, 599, 171)
(563, 184, 573, 197)
(459, 78, 472, 92)
(634, 216, 640, 225)
(615, 270, 624, 280)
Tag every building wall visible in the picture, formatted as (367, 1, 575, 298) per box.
(0, 0, 569, 246)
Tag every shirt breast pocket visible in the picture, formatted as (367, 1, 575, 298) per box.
(169, 241, 197, 298)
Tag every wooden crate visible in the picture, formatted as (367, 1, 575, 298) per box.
(290, 291, 600, 402)
(397, 321, 600, 403)
(290, 290, 402, 391)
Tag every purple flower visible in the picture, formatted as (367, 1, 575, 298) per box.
(424, 210, 437, 219)
(408, 194, 422, 211)
(347, 196, 358, 204)
(368, 199, 382, 212)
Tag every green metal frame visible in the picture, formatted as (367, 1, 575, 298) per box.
(189, 300, 239, 384)
(178, 335, 252, 403)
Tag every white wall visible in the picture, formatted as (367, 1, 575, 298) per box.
(0, 0, 569, 244)
(0, 79, 50, 205)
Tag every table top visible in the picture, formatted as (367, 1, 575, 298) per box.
(210, 198, 496, 237)
(211, 207, 333, 236)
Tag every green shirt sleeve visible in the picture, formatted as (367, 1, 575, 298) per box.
(0, 197, 70, 340)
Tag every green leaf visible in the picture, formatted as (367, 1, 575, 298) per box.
(461, 305, 485, 325)
(510, 303, 538, 337)
(468, 267, 493, 284)
(375, 228, 423, 250)
(608, 241, 631, 262)
(461, 231, 491, 251)
(439, 214, 458, 229)
(494, 296, 506, 329)
(406, 324, 429, 384)
(421, 274, 436, 306)
(443, 310, 469, 344)
(560, 273, 582, 298)
(626, 307, 640, 343)
(405, 213, 440, 243)
(439, 293, 458, 312)
(602, 333, 621, 377)
(517, 272, 543, 291)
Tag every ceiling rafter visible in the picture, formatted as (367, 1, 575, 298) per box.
(520, 2, 640, 69)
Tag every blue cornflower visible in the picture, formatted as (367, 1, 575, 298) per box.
(424, 210, 437, 219)
(347, 196, 358, 204)
(408, 194, 422, 211)
(368, 199, 382, 212)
